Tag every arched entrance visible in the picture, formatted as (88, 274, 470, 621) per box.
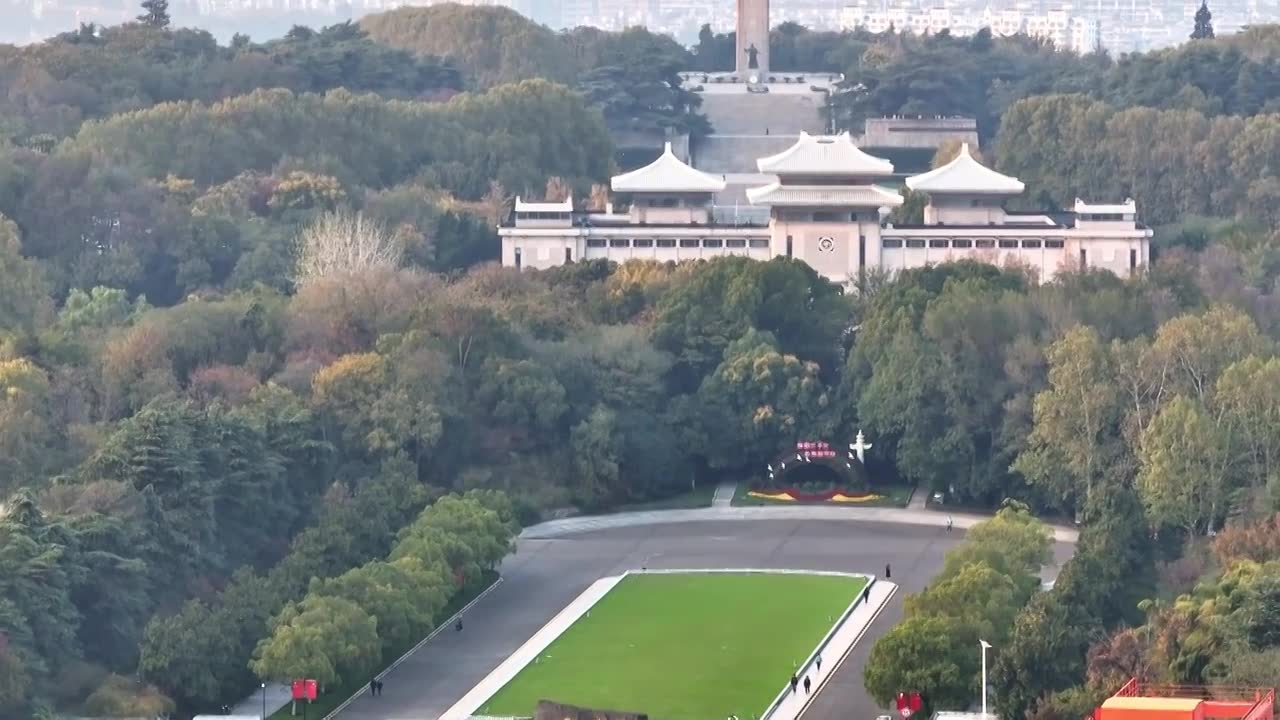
(766, 440, 869, 494)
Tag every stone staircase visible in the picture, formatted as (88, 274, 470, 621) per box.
(693, 134, 798, 174)
(698, 90, 829, 136)
(691, 88, 829, 175)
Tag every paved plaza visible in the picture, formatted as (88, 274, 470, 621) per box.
(330, 510, 1074, 720)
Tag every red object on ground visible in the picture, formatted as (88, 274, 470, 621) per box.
(304, 679, 318, 701)
(291, 680, 305, 700)
(895, 691, 922, 717)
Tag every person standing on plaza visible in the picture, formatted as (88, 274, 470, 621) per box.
(791, 674, 798, 693)
(803, 676, 811, 694)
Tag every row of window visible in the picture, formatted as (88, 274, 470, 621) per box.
(881, 238, 1067, 249)
(779, 211, 860, 222)
(516, 211, 571, 220)
(585, 238, 771, 249)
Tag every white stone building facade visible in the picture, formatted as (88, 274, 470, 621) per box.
(499, 134, 1151, 286)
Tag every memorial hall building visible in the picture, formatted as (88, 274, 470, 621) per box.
(498, 133, 1152, 286)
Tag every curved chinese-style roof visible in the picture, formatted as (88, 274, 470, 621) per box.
(611, 142, 726, 193)
(905, 143, 1024, 195)
(746, 181, 903, 208)
(755, 132, 895, 176)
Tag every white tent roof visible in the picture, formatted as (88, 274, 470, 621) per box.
(746, 182, 903, 208)
(905, 143, 1024, 195)
(756, 132, 895, 176)
(514, 195, 573, 212)
(611, 142, 726, 193)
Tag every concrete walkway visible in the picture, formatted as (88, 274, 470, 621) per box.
(772, 581, 898, 720)
(438, 576, 624, 720)
(713, 482, 737, 507)
(523, 506, 1079, 543)
(907, 486, 927, 511)
(229, 682, 290, 717)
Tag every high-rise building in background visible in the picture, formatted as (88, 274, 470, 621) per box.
(6, 0, 1278, 52)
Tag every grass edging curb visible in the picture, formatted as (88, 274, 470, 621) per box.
(756, 576, 875, 720)
(791, 581, 898, 720)
(319, 575, 506, 720)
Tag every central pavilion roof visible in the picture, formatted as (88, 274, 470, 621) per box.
(756, 132, 895, 176)
(905, 143, 1024, 195)
(745, 181, 903, 207)
(611, 142, 727, 194)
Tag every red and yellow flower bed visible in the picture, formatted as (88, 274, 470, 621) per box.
(747, 488, 883, 503)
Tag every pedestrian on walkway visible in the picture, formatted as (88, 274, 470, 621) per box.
(816, 654, 822, 672)
(790, 674, 798, 694)
(946, 515, 953, 532)
(803, 676, 811, 694)
(885, 563, 891, 579)
(456, 618, 464, 632)
(377, 680, 384, 696)
(370, 678, 377, 696)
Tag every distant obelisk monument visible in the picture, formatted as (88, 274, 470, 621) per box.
(735, 0, 769, 80)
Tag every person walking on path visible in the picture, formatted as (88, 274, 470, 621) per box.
(816, 654, 822, 672)
(946, 515, 954, 532)
(456, 617, 464, 632)
(791, 674, 798, 694)
(885, 563, 891, 579)
(803, 676, 811, 694)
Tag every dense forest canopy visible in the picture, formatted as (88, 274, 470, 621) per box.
(3, 5, 1280, 719)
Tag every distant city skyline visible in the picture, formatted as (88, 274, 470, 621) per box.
(1, 0, 1272, 52)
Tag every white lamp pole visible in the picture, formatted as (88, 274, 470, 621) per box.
(980, 639, 992, 719)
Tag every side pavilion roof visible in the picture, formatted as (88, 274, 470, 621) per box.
(905, 143, 1024, 195)
(611, 142, 727, 193)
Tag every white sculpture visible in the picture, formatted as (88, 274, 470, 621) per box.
(849, 430, 873, 464)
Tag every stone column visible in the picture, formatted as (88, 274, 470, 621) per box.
(735, 0, 769, 80)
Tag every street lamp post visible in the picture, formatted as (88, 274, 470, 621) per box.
(980, 640, 992, 719)
(261, 682, 266, 719)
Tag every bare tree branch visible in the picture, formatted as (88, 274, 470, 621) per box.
(295, 210, 403, 284)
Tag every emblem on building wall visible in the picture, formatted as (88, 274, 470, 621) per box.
(818, 236, 835, 252)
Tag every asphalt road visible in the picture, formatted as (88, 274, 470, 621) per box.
(334, 519, 1073, 720)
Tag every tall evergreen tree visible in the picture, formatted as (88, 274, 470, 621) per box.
(1191, 0, 1214, 39)
(137, 0, 170, 28)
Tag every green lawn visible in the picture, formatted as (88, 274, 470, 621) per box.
(478, 572, 867, 720)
